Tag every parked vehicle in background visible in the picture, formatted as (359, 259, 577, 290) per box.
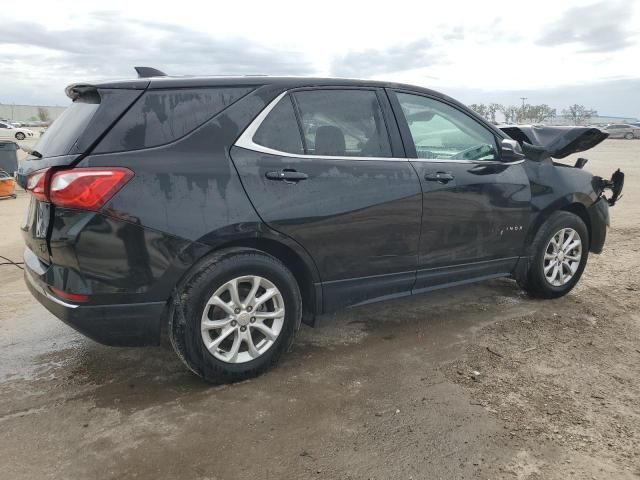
(601, 124, 640, 139)
(17, 69, 624, 383)
(0, 121, 36, 141)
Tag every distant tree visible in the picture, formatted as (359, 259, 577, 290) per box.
(469, 103, 502, 123)
(562, 104, 597, 125)
(486, 103, 501, 123)
(37, 107, 51, 122)
(469, 103, 488, 119)
(523, 104, 557, 123)
(500, 105, 521, 124)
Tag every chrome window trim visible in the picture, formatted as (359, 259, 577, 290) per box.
(411, 158, 525, 165)
(234, 90, 525, 166)
(234, 91, 408, 162)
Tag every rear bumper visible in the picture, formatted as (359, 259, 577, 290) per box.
(587, 197, 609, 254)
(25, 265, 165, 347)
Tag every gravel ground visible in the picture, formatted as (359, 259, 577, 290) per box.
(0, 139, 638, 479)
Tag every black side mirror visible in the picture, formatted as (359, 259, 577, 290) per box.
(500, 138, 525, 162)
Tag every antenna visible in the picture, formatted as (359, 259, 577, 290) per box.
(134, 67, 167, 78)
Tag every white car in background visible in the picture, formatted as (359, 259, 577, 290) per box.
(0, 121, 36, 141)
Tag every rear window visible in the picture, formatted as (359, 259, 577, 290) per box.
(293, 89, 392, 157)
(33, 97, 99, 158)
(96, 87, 252, 153)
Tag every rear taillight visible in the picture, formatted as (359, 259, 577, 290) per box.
(26, 167, 133, 210)
(50, 168, 133, 211)
(26, 168, 49, 201)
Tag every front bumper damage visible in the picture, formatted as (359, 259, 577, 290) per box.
(588, 168, 624, 254)
(599, 169, 624, 206)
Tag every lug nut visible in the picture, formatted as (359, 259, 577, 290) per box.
(240, 326, 247, 332)
(234, 308, 241, 314)
(246, 306, 252, 312)
(231, 320, 237, 327)
(250, 317, 256, 323)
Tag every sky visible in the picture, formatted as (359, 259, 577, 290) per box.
(1, 0, 639, 117)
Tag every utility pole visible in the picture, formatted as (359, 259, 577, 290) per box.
(520, 97, 527, 123)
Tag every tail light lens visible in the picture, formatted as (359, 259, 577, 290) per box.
(50, 168, 133, 211)
(26, 168, 49, 201)
(35, 167, 134, 211)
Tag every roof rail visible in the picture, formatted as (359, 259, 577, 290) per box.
(134, 66, 167, 78)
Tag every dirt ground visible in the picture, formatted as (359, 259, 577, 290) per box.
(0, 140, 638, 479)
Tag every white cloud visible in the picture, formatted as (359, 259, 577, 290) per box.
(0, 0, 639, 116)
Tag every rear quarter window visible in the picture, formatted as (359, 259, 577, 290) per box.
(95, 87, 253, 153)
(252, 95, 304, 154)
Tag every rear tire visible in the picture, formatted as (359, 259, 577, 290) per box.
(518, 211, 589, 299)
(15, 132, 25, 140)
(169, 249, 301, 383)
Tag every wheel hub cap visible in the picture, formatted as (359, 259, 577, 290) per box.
(236, 312, 251, 326)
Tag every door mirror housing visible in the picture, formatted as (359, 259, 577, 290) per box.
(500, 138, 525, 162)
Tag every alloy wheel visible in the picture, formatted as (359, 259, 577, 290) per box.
(201, 275, 285, 363)
(543, 228, 582, 287)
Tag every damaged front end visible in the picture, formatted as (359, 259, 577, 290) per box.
(597, 169, 624, 206)
(500, 124, 625, 207)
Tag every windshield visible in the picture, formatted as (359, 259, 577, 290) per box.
(32, 99, 99, 157)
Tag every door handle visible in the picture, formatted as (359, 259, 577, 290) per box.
(265, 169, 309, 183)
(424, 172, 455, 183)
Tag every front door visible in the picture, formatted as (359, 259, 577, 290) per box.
(388, 90, 531, 291)
(231, 87, 422, 310)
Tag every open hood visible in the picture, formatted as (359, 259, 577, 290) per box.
(499, 125, 608, 160)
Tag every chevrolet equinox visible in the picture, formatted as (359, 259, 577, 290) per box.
(18, 68, 624, 383)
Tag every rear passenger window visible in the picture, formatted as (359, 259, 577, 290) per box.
(253, 95, 304, 154)
(96, 87, 252, 152)
(293, 90, 392, 157)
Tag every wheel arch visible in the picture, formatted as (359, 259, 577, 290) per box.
(218, 237, 321, 326)
(173, 234, 322, 328)
(525, 197, 593, 252)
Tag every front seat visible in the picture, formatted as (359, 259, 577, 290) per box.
(314, 126, 346, 156)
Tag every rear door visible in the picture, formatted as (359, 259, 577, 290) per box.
(388, 90, 531, 291)
(231, 87, 422, 310)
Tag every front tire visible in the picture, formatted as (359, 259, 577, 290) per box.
(15, 132, 25, 140)
(624, 132, 634, 140)
(169, 249, 301, 383)
(518, 211, 589, 299)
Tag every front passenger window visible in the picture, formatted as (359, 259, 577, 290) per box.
(395, 92, 497, 161)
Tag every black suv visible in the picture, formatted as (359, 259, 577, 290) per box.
(18, 69, 624, 382)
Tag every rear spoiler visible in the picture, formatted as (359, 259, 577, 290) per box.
(65, 83, 99, 101)
(65, 67, 164, 100)
(499, 125, 609, 160)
